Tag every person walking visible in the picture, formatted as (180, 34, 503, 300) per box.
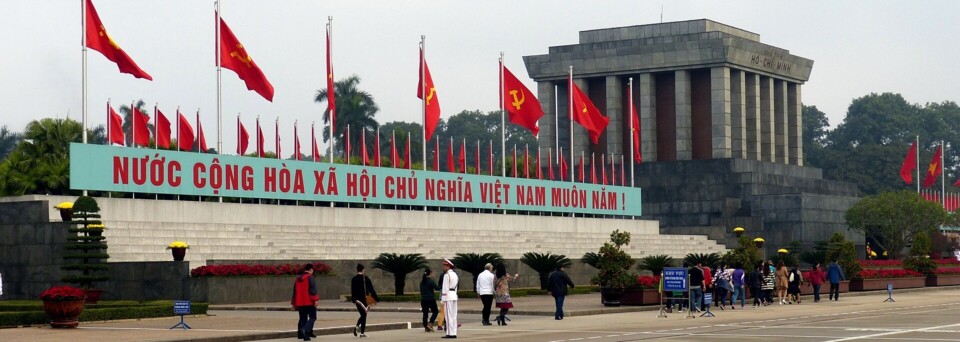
(787, 266, 803, 304)
(420, 268, 441, 332)
(476, 263, 496, 326)
(494, 263, 519, 325)
(808, 263, 825, 302)
(291, 263, 319, 341)
(440, 258, 460, 339)
(747, 263, 763, 307)
(687, 262, 705, 313)
(351, 264, 380, 338)
(775, 261, 789, 305)
(731, 264, 745, 309)
(547, 264, 574, 320)
(826, 259, 845, 301)
(714, 264, 732, 310)
(761, 263, 775, 306)
(702, 263, 713, 310)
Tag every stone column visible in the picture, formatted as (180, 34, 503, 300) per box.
(788, 83, 803, 166)
(605, 76, 623, 155)
(745, 73, 760, 161)
(573, 78, 590, 157)
(774, 79, 789, 164)
(537, 81, 556, 164)
(710, 67, 732, 159)
(675, 70, 692, 160)
(730, 69, 746, 159)
(639, 73, 657, 162)
(759, 76, 775, 162)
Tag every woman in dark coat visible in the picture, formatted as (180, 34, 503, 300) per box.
(419, 268, 440, 332)
(351, 264, 380, 337)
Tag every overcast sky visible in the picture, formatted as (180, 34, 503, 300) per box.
(2, 0, 958, 153)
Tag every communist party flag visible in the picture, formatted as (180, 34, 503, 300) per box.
(390, 133, 399, 168)
(256, 120, 265, 157)
(196, 112, 208, 152)
(312, 125, 321, 162)
(294, 124, 301, 161)
(418, 49, 441, 140)
(108, 105, 125, 146)
(900, 141, 917, 184)
(361, 129, 369, 166)
(631, 102, 642, 163)
(447, 139, 455, 172)
(154, 108, 171, 149)
(570, 79, 610, 144)
(218, 15, 274, 102)
(132, 106, 150, 147)
(85, 0, 152, 80)
(237, 118, 249, 155)
(326, 25, 336, 131)
(922, 145, 942, 188)
(177, 111, 195, 152)
(501, 65, 543, 135)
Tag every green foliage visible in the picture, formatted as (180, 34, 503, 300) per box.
(316, 75, 379, 154)
(371, 253, 427, 296)
(0, 118, 80, 196)
(581, 252, 599, 268)
(799, 240, 830, 266)
(826, 233, 862, 279)
(0, 125, 22, 161)
(452, 253, 504, 291)
(904, 232, 937, 274)
(721, 236, 763, 269)
(683, 253, 722, 268)
(61, 196, 109, 288)
(520, 252, 572, 290)
(845, 190, 946, 259)
(0, 301, 208, 327)
(590, 230, 636, 289)
(637, 254, 674, 276)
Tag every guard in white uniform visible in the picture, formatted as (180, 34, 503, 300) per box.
(440, 258, 459, 339)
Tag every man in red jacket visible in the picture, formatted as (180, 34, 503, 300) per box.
(292, 263, 319, 341)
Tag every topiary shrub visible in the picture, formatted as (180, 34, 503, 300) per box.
(591, 230, 635, 289)
(61, 196, 109, 289)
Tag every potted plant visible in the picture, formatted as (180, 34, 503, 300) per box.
(591, 230, 636, 307)
(40, 286, 86, 328)
(620, 275, 661, 305)
(753, 237, 765, 249)
(733, 227, 745, 238)
(167, 241, 190, 261)
(54, 202, 74, 221)
(61, 196, 109, 304)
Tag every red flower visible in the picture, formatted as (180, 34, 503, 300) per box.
(934, 267, 960, 275)
(190, 262, 334, 277)
(858, 260, 902, 267)
(935, 258, 960, 265)
(635, 275, 661, 289)
(39, 286, 86, 301)
(858, 269, 922, 279)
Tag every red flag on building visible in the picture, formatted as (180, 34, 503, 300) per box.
(590, 154, 597, 184)
(447, 138, 455, 172)
(404, 134, 411, 169)
(559, 151, 568, 181)
(325, 25, 336, 132)
(312, 125, 320, 162)
(548, 149, 555, 181)
(256, 120, 265, 157)
(631, 102, 642, 163)
(501, 64, 543, 135)
(536, 148, 542, 180)
(84, 0, 152, 80)
(601, 155, 607, 185)
(218, 15, 274, 101)
(418, 49, 441, 140)
(294, 124, 301, 161)
(901, 141, 917, 184)
(154, 108, 171, 149)
(570, 80, 610, 144)
(177, 111, 194, 151)
(361, 129, 370, 166)
(390, 133, 399, 167)
(196, 112, 208, 153)
(237, 117, 249, 155)
(458, 140, 466, 173)
(620, 155, 626, 186)
(922, 145, 942, 188)
(132, 106, 150, 147)
(108, 105, 124, 146)
(578, 154, 585, 183)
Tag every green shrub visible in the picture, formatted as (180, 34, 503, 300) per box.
(520, 252, 571, 290)
(0, 301, 208, 327)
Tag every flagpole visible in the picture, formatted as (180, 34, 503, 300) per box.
(916, 135, 920, 193)
(256, 116, 260, 157)
(81, 0, 88, 147)
(215, 0, 222, 154)
(276, 118, 281, 160)
(568, 66, 574, 182)
(500, 52, 506, 177)
(154, 104, 158, 150)
(106, 100, 110, 146)
(196, 110, 201, 153)
(327, 16, 335, 164)
(942, 139, 946, 208)
(236, 114, 240, 155)
(131, 101, 136, 148)
(629, 77, 635, 188)
(421, 35, 427, 171)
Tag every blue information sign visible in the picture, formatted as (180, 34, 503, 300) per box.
(703, 293, 713, 305)
(662, 267, 688, 292)
(173, 300, 191, 315)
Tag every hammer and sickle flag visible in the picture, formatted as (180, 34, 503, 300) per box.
(570, 79, 610, 144)
(218, 14, 274, 102)
(84, 0, 152, 80)
(922, 144, 942, 188)
(418, 48, 441, 140)
(501, 64, 544, 136)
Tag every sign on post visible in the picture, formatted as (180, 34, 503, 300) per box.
(884, 283, 895, 302)
(170, 300, 192, 330)
(662, 268, 688, 292)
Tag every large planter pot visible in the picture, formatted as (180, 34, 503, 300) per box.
(800, 280, 849, 294)
(58, 209, 73, 222)
(926, 274, 960, 286)
(849, 277, 926, 291)
(171, 248, 187, 261)
(43, 299, 85, 328)
(83, 288, 103, 304)
(619, 288, 660, 306)
(600, 287, 624, 307)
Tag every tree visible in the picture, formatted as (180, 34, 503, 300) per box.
(440, 110, 539, 176)
(721, 236, 762, 269)
(379, 121, 424, 166)
(0, 118, 80, 196)
(315, 75, 379, 156)
(581, 252, 599, 269)
(845, 190, 946, 259)
(683, 253, 721, 268)
(637, 254, 674, 276)
(0, 125, 23, 161)
(451, 253, 503, 291)
(371, 253, 427, 295)
(591, 230, 635, 289)
(826, 233, 861, 279)
(61, 196, 110, 289)
(802, 105, 830, 169)
(520, 252, 571, 290)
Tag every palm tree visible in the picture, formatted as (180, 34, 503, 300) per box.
(0, 125, 23, 161)
(581, 252, 600, 268)
(520, 252, 572, 290)
(87, 124, 107, 145)
(315, 75, 379, 157)
(371, 253, 427, 295)
(0, 118, 81, 195)
(119, 100, 153, 147)
(683, 253, 722, 268)
(452, 253, 504, 291)
(638, 255, 675, 276)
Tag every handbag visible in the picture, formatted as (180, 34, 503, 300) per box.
(364, 275, 377, 306)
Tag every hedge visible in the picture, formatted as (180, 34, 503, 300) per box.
(0, 301, 208, 327)
(345, 286, 600, 302)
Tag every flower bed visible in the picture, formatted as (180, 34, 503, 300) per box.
(858, 269, 922, 279)
(851, 269, 925, 291)
(618, 276, 661, 306)
(190, 262, 332, 277)
(935, 258, 960, 266)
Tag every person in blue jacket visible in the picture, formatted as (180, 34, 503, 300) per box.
(826, 259, 845, 301)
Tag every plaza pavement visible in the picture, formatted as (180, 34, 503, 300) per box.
(2, 286, 959, 341)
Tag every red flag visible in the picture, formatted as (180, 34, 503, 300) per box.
(434, 139, 440, 171)
(458, 140, 466, 173)
(132, 106, 150, 147)
(578, 154, 584, 183)
(294, 124, 301, 161)
(391, 133, 399, 167)
(901, 141, 917, 184)
(374, 130, 382, 167)
(591, 155, 598, 184)
(524, 146, 530, 178)
(312, 125, 320, 162)
(548, 149, 555, 181)
(512, 145, 518, 177)
(177, 111, 194, 151)
(631, 102, 642, 163)
(620, 156, 626, 186)
(501, 64, 543, 135)
(196, 113, 208, 153)
(418, 49, 441, 140)
(570, 79, 610, 144)
(256, 120, 265, 157)
(922, 145, 942, 188)
(84, 0, 152, 80)
(536, 148, 542, 180)
(326, 25, 336, 133)
(275, 120, 281, 159)
(404, 134, 411, 169)
(447, 139, 455, 172)
(361, 130, 369, 166)
(218, 15, 274, 101)
(559, 151, 569, 181)
(108, 105, 124, 146)
(237, 118, 249, 155)
(154, 108, 171, 149)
